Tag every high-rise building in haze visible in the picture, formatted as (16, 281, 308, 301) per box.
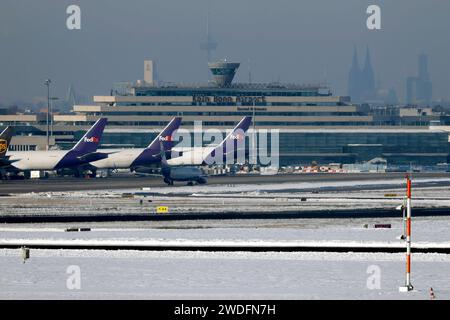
(406, 54, 433, 105)
(144, 60, 155, 85)
(348, 46, 376, 103)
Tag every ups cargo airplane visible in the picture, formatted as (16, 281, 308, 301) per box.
(2, 118, 107, 176)
(0, 126, 14, 171)
(0, 126, 14, 156)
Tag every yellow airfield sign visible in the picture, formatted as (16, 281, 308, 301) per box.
(156, 206, 169, 214)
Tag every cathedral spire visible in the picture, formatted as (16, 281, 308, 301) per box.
(348, 45, 362, 101)
(351, 46, 360, 72)
(363, 46, 374, 75)
(362, 45, 375, 96)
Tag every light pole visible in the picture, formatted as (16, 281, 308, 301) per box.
(44, 79, 51, 150)
(50, 97, 59, 138)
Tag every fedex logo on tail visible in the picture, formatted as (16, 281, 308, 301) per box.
(159, 135, 172, 142)
(230, 133, 244, 141)
(84, 136, 99, 143)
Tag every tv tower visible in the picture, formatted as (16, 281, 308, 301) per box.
(200, 1, 218, 64)
(66, 83, 77, 106)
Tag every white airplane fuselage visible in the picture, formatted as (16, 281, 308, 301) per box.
(7, 151, 69, 171)
(167, 146, 215, 166)
(89, 148, 145, 169)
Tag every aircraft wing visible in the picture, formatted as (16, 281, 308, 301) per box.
(76, 150, 120, 163)
(0, 155, 20, 168)
(133, 172, 163, 178)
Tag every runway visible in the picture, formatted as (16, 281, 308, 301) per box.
(1, 172, 449, 194)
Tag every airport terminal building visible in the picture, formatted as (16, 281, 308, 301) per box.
(2, 61, 450, 168)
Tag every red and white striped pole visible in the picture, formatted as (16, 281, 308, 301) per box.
(400, 175, 414, 292)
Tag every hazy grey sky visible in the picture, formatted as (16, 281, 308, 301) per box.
(1, 0, 449, 104)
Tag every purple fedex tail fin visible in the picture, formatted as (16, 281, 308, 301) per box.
(71, 118, 107, 154)
(130, 117, 182, 168)
(146, 117, 182, 152)
(203, 116, 252, 165)
(219, 116, 252, 150)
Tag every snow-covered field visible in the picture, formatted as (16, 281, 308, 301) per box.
(1, 215, 450, 299)
(1, 177, 450, 299)
(1, 215, 450, 243)
(1, 249, 449, 299)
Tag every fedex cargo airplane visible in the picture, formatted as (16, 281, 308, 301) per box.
(167, 116, 252, 166)
(88, 117, 182, 171)
(5, 118, 107, 173)
(136, 116, 252, 185)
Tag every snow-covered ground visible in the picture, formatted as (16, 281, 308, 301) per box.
(1, 215, 450, 299)
(1, 177, 450, 299)
(1, 216, 450, 243)
(1, 249, 449, 299)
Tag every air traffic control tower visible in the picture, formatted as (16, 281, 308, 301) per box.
(208, 60, 240, 87)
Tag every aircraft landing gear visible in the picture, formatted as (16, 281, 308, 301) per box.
(164, 178, 174, 185)
(88, 169, 97, 178)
